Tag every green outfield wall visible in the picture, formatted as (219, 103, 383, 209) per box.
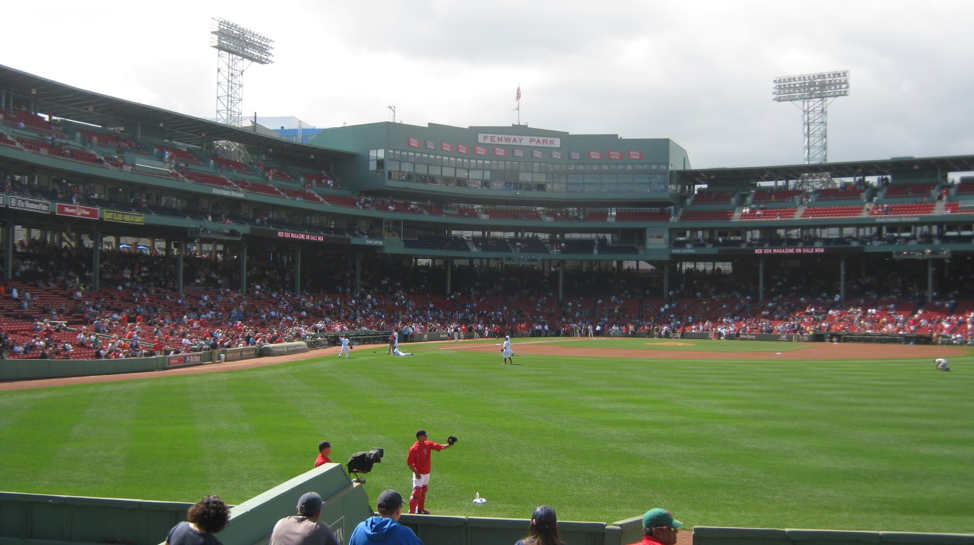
(1, 468, 970, 545)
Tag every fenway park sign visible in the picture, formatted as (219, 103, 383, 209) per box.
(56, 203, 98, 220)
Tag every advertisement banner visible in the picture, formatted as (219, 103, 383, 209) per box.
(56, 203, 98, 220)
(167, 352, 204, 367)
(103, 210, 145, 224)
(8, 196, 50, 214)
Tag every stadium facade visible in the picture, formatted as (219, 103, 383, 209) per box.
(1, 63, 974, 330)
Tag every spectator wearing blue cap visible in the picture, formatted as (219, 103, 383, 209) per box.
(627, 508, 682, 545)
(348, 490, 422, 545)
(515, 505, 564, 545)
(269, 492, 338, 545)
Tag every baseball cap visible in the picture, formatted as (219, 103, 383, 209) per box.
(642, 508, 682, 529)
(297, 492, 323, 516)
(377, 489, 405, 511)
(416, 429, 427, 437)
(532, 505, 557, 525)
(318, 440, 331, 450)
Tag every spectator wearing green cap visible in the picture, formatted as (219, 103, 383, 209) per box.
(627, 508, 682, 545)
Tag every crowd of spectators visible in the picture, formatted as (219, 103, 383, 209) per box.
(1, 242, 974, 360)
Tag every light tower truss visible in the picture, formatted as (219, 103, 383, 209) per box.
(210, 17, 274, 161)
(773, 71, 849, 191)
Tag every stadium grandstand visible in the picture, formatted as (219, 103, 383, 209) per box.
(2, 62, 974, 360)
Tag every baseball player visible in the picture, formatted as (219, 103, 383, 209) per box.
(502, 335, 514, 365)
(406, 429, 452, 514)
(338, 335, 351, 359)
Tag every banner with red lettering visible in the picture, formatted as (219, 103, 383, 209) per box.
(425, 140, 435, 149)
(628, 150, 644, 160)
(551, 150, 562, 159)
(474, 146, 488, 155)
(56, 203, 98, 220)
(532, 150, 543, 158)
(457, 144, 469, 154)
(493, 147, 508, 156)
(513, 149, 525, 157)
(589, 151, 603, 160)
(441, 142, 453, 152)
(570, 152, 581, 160)
(408, 137, 420, 148)
(608, 151, 623, 160)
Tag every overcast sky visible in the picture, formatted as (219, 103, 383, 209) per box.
(5, 0, 973, 169)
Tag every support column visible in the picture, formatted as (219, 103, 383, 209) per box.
(177, 241, 185, 296)
(758, 258, 765, 302)
(839, 257, 846, 302)
(294, 245, 302, 294)
(558, 264, 564, 302)
(239, 243, 247, 294)
(91, 228, 100, 290)
(446, 258, 452, 295)
(662, 262, 670, 297)
(927, 260, 934, 303)
(4, 221, 13, 281)
(354, 253, 362, 295)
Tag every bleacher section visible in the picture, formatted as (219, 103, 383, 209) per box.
(882, 183, 936, 199)
(679, 209, 734, 222)
(869, 203, 936, 216)
(816, 187, 865, 201)
(751, 189, 801, 203)
(801, 205, 865, 219)
(616, 209, 671, 221)
(740, 208, 796, 220)
(691, 190, 735, 205)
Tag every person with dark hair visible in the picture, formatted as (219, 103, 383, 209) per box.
(348, 489, 422, 545)
(515, 505, 564, 545)
(627, 508, 682, 545)
(165, 495, 231, 545)
(269, 492, 338, 545)
(406, 429, 452, 514)
(314, 441, 332, 468)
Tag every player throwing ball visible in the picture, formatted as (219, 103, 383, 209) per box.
(406, 429, 452, 514)
(502, 335, 514, 365)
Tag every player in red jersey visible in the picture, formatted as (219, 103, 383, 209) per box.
(405, 429, 452, 514)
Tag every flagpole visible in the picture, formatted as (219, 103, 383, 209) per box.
(515, 84, 521, 125)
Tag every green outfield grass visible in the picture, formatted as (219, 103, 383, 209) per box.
(1, 340, 972, 533)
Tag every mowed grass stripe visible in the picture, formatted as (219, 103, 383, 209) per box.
(32, 383, 146, 496)
(124, 378, 208, 502)
(0, 342, 972, 532)
(184, 374, 279, 499)
(0, 388, 100, 494)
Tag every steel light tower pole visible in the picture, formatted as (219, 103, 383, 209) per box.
(210, 17, 274, 159)
(773, 70, 849, 190)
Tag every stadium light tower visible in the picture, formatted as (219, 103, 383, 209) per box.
(774, 70, 849, 190)
(210, 17, 274, 160)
